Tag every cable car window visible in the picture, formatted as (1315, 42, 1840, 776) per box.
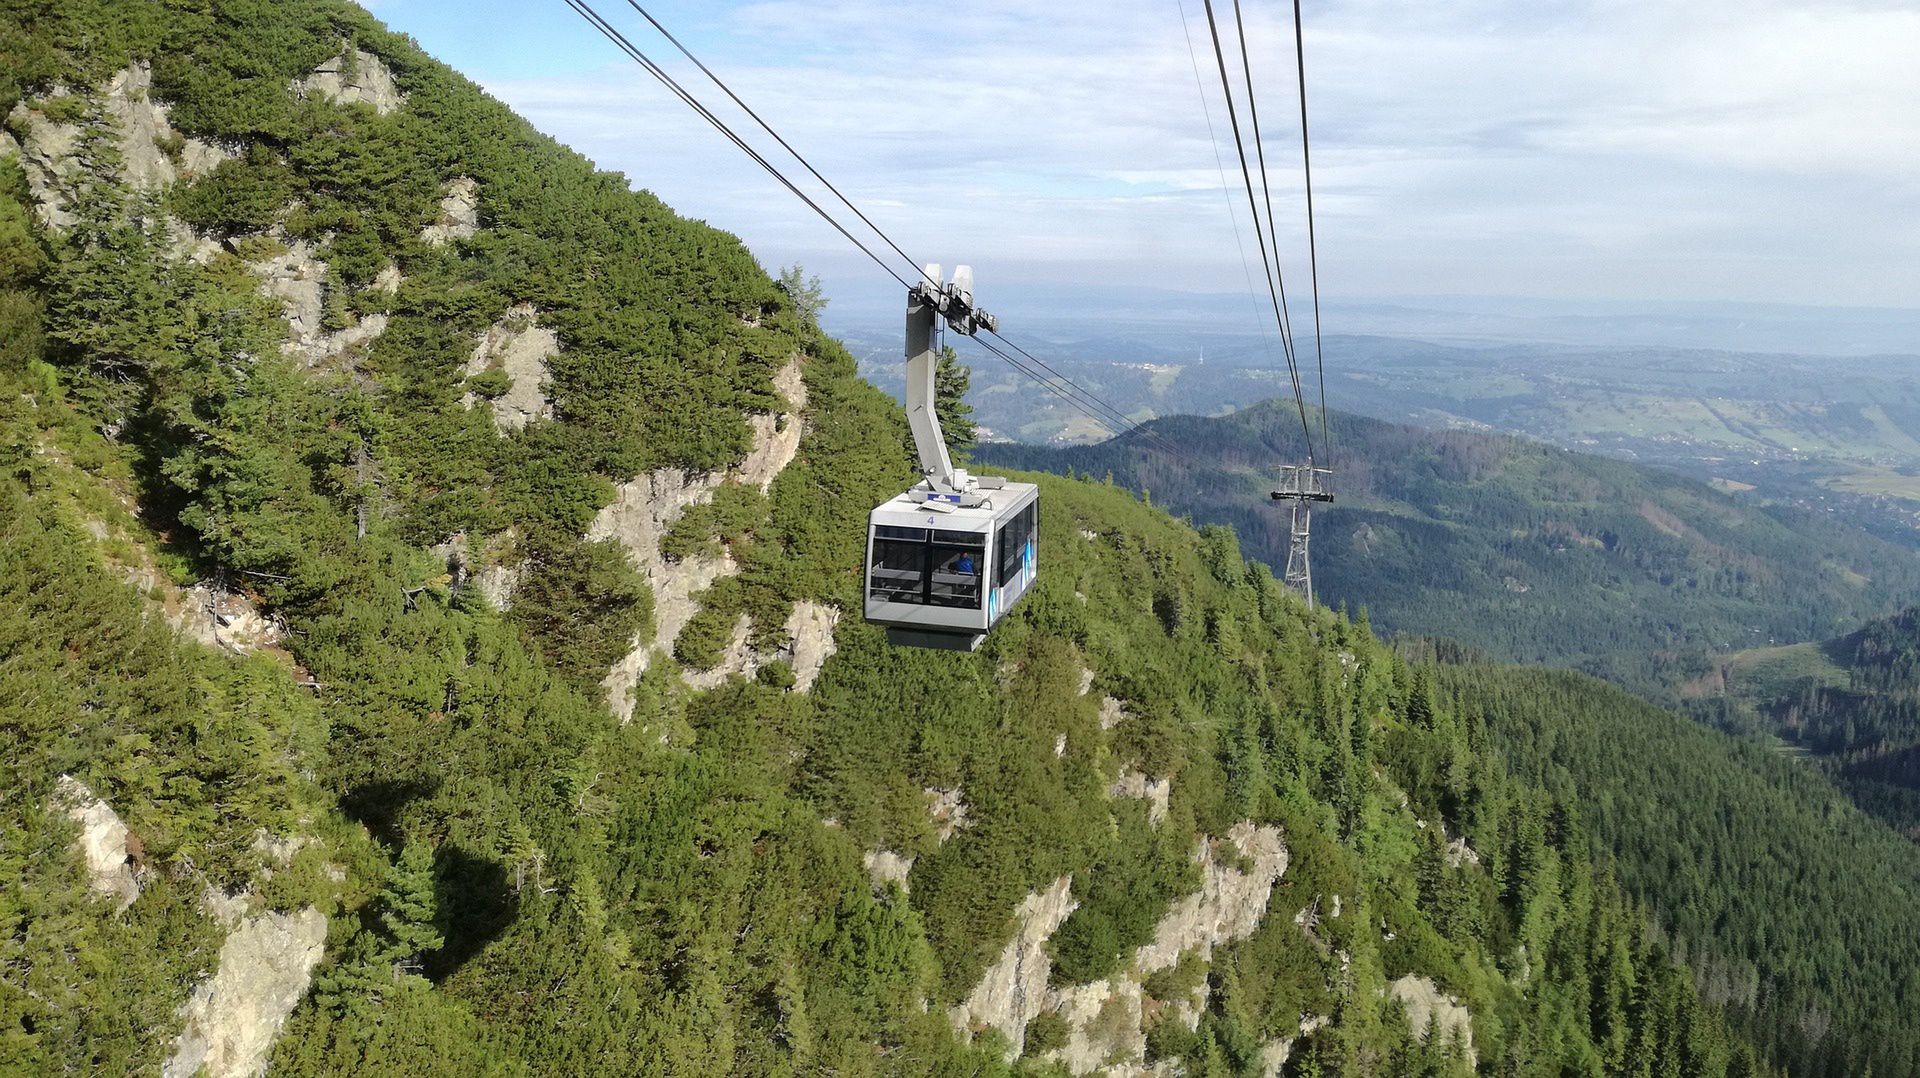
(870, 538, 926, 604)
(932, 529, 986, 547)
(996, 503, 1035, 587)
(875, 525, 930, 542)
(927, 545, 983, 608)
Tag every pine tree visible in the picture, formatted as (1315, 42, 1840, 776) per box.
(776, 263, 827, 323)
(935, 344, 977, 460)
(378, 840, 444, 976)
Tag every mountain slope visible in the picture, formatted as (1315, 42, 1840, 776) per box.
(977, 400, 1920, 690)
(0, 2, 1881, 1076)
(1692, 606, 1920, 839)
(1446, 663, 1920, 1077)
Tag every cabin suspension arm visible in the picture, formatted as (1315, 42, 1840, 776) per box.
(905, 264, 996, 501)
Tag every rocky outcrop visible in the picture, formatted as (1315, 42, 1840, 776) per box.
(926, 787, 972, 843)
(295, 46, 406, 115)
(961, 824, 1289, 1072)
(1135, 822, 1287, 974)
(590, 467, 735, 719)
(949, 875, 1076, 1058)
(1022, 822, 1289, 1075)
(737, 358, 808, 492)
(422, 176, 479, 246)
(681, 613, 757, 692)
(250, 240, 326, 355)
(53, 776, 141, 912)
(786, 600, 839, 692)
(179, 136, 234, 180)
(1050, 977, 1148, 1073)
(163, 907, 328, 1078)
(1099, 695, 1127, 731)
(324, 311, 388, 362)
(462, 303, 556, 431)
(1128, 818, 1282, 972)
(5, 98, 84, 230)
(1255, 1015, 1331, 1078)
(430, 531, 523, 612)
(592, 355, 819, 712)
(863, 849, 914, 893)
(200, 887, 252, 930)
(2, 63, 232, 232)
(681, 598, 840, 693)
(245, 240, 388, 366)
(172, 583, 283, 656)
(461, 561, 517, 612)
(101, 62, 177, 191)
(251, 829, 311, 872)
(1389, 974, 1475, 1065)
(1445, 835, 1481, 869)
(1110, 768, 1170, 827)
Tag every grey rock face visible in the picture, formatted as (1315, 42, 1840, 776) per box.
(589, 355, 824, 713)
(1, 62, 234, 234)
(1390, 974, 1476, 1065)
(5, 100, 83, 230)
(421, 176, 479, 246)
(948, 875, 1077, 1057)
(462, 303, 556, 431)
(295, 47, 406, 115)
(101, 62, 176, 191)
(163, 907, 329, 1078)
(52, 776, 142, 913)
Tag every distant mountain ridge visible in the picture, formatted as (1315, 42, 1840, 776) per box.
(825, 287, 1920, 357)
(978, 399, 1920, 690)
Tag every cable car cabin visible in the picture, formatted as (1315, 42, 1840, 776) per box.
(865, 482, 1039, 650)
(868, 263, 1031, 649)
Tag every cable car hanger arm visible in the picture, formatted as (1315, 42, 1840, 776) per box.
(905, 264, 1001, 506)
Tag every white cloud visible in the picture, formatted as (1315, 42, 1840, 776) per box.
(419, 0, 1919, 311)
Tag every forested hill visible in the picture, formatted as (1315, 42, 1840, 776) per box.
(0, 1, 1897, 1076)
(1444, 663, 1920, 1077)
(977, 399, 1920, 690)
(1691, 605, 1920, 839)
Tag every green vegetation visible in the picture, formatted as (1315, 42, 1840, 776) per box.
(1700, 606, 1920, 838)
(980, 400, 1920, 692)
(0, 1, 1892, 1075)
(1446, 663, 1920, 1077)
(936, 343, 977, 461)
(1046, 802, 1197, 985)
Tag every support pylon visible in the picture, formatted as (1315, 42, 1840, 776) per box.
(1270, 464, 1334, 607)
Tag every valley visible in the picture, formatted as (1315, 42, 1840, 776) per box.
(1689, 607, 1920, 841)
(4, 2, 1918, 1078)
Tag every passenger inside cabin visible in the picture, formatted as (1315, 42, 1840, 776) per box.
(955, 551, 976, 575)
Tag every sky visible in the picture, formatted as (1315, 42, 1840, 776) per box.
(362, 0, 1920, 322)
